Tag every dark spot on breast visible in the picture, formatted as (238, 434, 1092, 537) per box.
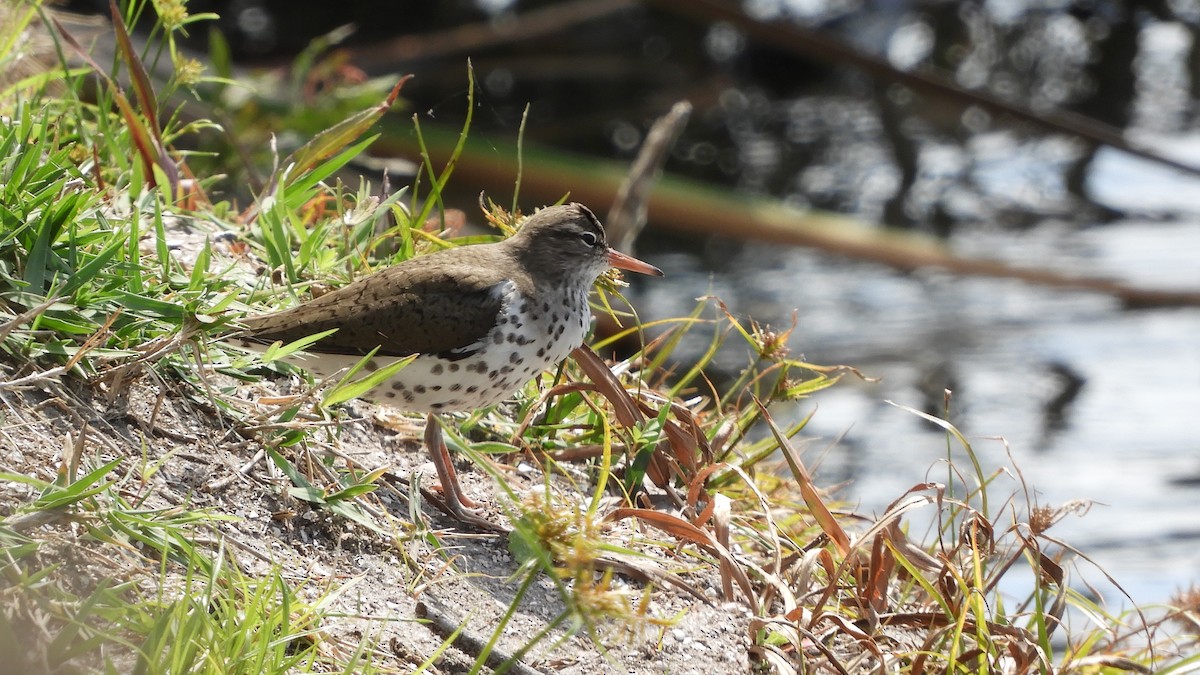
(385, 391, 396, 398)
(555, 324, 565, 337)
(431, 403, 444, 410)
(414, 385, 426, 394)
(542, 301, 550, 312)
(537, 347, 546, 357)
(366, 360, 379, 372)
(509, 352, 520, 364)
(403, 391, 415, 402)
(493, 332, 503, 344)
(551, 312, 559, 323)
(451, 384, 462, 392)
(498, 316, 508, 325)
(391, 382, 405, 391)
(488, 369, 499, 379)
(466, 385, 478, 393)
(432, 385, 442, 391)
(431, 363, 443, 375)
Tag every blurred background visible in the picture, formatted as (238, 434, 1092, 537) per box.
(69, 0, 1200, 608)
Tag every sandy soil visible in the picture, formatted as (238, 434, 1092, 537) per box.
(0, 362, 753, 673)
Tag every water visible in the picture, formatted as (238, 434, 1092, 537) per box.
(642, 141, 1200, 608)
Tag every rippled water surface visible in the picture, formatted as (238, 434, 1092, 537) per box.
(642, 140, 1200, 606)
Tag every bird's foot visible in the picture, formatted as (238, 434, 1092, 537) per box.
(423, 413, 507, 532)
(421, 485, 508, 533)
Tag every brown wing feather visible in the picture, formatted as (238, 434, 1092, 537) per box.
(241, 257, 513, 359)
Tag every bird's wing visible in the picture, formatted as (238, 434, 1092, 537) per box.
(240, 264, 514, 360)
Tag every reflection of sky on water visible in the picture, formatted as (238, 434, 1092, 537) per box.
(1091, 137, 1200, 216)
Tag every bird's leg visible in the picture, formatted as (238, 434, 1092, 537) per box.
(424, 413, 482, 517)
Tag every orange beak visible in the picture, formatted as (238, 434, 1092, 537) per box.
(606, 248, 664, 276)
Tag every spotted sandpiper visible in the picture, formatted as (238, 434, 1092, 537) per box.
(238, 203, 663, 525)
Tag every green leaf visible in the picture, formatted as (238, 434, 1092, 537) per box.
(188, 239, 213, 292)
(110, 292, 186, 320)
(33, 458, 122, 510)
(287, 486, 327, 504)
(277, 78, 408, 189)
(321, 353, 414, 408)
(60, 232, 124, 297)
(326, 500, 388, 535)
(282, 135, 379, 211)
(325, 483, 377, 502)
(258, 328, 339, 363)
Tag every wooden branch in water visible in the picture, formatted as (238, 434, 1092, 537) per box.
(644, 0, 1200, 180)
(347, 0, 638, 69)
(645, 184, 1200, 309)
(378, 120, 1200, 309)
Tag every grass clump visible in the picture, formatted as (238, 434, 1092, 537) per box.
(1, 2, 1199, 673)
(0, 425, 362, 673)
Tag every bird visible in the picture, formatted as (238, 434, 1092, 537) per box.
(237, 203, 663, 526)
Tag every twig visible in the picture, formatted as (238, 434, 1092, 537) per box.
(0, 295, 63, 344)
(415, 597, 550, 675)
(120, 409, 199, 443)
(593, 554, 713, 605)
(5, 509, 71, 533)
(0, 366, 67, 391)
(205, 446, 265, 491)
(607, 100, 692, 252)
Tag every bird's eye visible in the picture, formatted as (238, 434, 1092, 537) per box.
(580, 231, 599, 247)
